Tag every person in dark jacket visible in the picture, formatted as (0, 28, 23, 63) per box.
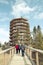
(21, 44, 25, 56)
(18, 44, 21, 54)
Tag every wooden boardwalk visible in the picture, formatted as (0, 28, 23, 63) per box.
(9, 54, 32, 65)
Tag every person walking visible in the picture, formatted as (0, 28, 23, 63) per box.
(18, 44, 21, 54)
(15, 44, 19, 54)
(21, 44, 25, 56)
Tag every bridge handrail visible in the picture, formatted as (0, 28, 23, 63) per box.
(28, 46, 43, 54)
(0, 46, 14, 54)
(25, 46, 43, 65)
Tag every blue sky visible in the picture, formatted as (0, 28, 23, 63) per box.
(0, 0, 43, 43)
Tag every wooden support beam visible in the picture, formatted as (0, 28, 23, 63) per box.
(36, 52, 39, 65)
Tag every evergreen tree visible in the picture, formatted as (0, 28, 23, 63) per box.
(32, 25, 43, 49)
(32, 26, 37, 47)
(0, 43, 1, 47)
(33, 26, 36, 34)
(33, 26, 37, 39)
(36, 25, 42, 49)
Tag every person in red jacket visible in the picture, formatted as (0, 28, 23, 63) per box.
(15, 44, 19, 54)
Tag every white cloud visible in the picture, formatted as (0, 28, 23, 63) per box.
(41, 29, 43, 34)
(0, 28, 9, 44)
(15, 0, 24, 4)
(0, 0, 9, 4)
(11, 0, 35, 18)
(34, 12, 43, 19)
(38, 13, 43, 19)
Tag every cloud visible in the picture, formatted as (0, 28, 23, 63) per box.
(0, 28, 9, 44)
(15, 0, 24, 4)
(38, 13, 43, 19)
(34, 12, 43, 19)
(0, 0, 9, 4)
(41, 29, 43, 34)
(11, 0, 35, 18)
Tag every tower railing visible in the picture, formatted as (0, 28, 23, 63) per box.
(0, 47, 15, 65)
(25, 46, 43, 65)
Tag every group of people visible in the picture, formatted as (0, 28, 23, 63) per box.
(15, 44, 25, 56)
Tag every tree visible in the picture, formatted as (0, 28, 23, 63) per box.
(0, 43, 1, 47)
(32, 26, 37, 47)
(36, 25, 42, 49)
(32, 25, 43, 49)
(1, 44, 5, 50)
(33, 26, 36, 34)
(2, 42, 10, 50)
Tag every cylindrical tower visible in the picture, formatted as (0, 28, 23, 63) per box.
(10, 18, 30, 45)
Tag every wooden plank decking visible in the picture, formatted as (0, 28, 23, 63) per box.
(9, 54, 32, 65)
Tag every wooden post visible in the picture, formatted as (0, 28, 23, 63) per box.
(26, 48, 28, 54)
(25, 48, 27, 54)
(28, 49, 30, 56)
(11, 49, 12, 58)
(4, 53, 5, 65)
(30, 50, 32, 60)
(36, 52, 39, 65)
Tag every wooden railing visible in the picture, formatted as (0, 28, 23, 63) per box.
(0, 47, 15, 65)
(25, 46, 43, 65)
(0, 46, 43, 65)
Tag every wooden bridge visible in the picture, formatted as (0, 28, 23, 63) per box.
(0, 46, 43, 65)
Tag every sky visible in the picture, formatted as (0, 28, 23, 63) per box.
(0, 0, 43, 43)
